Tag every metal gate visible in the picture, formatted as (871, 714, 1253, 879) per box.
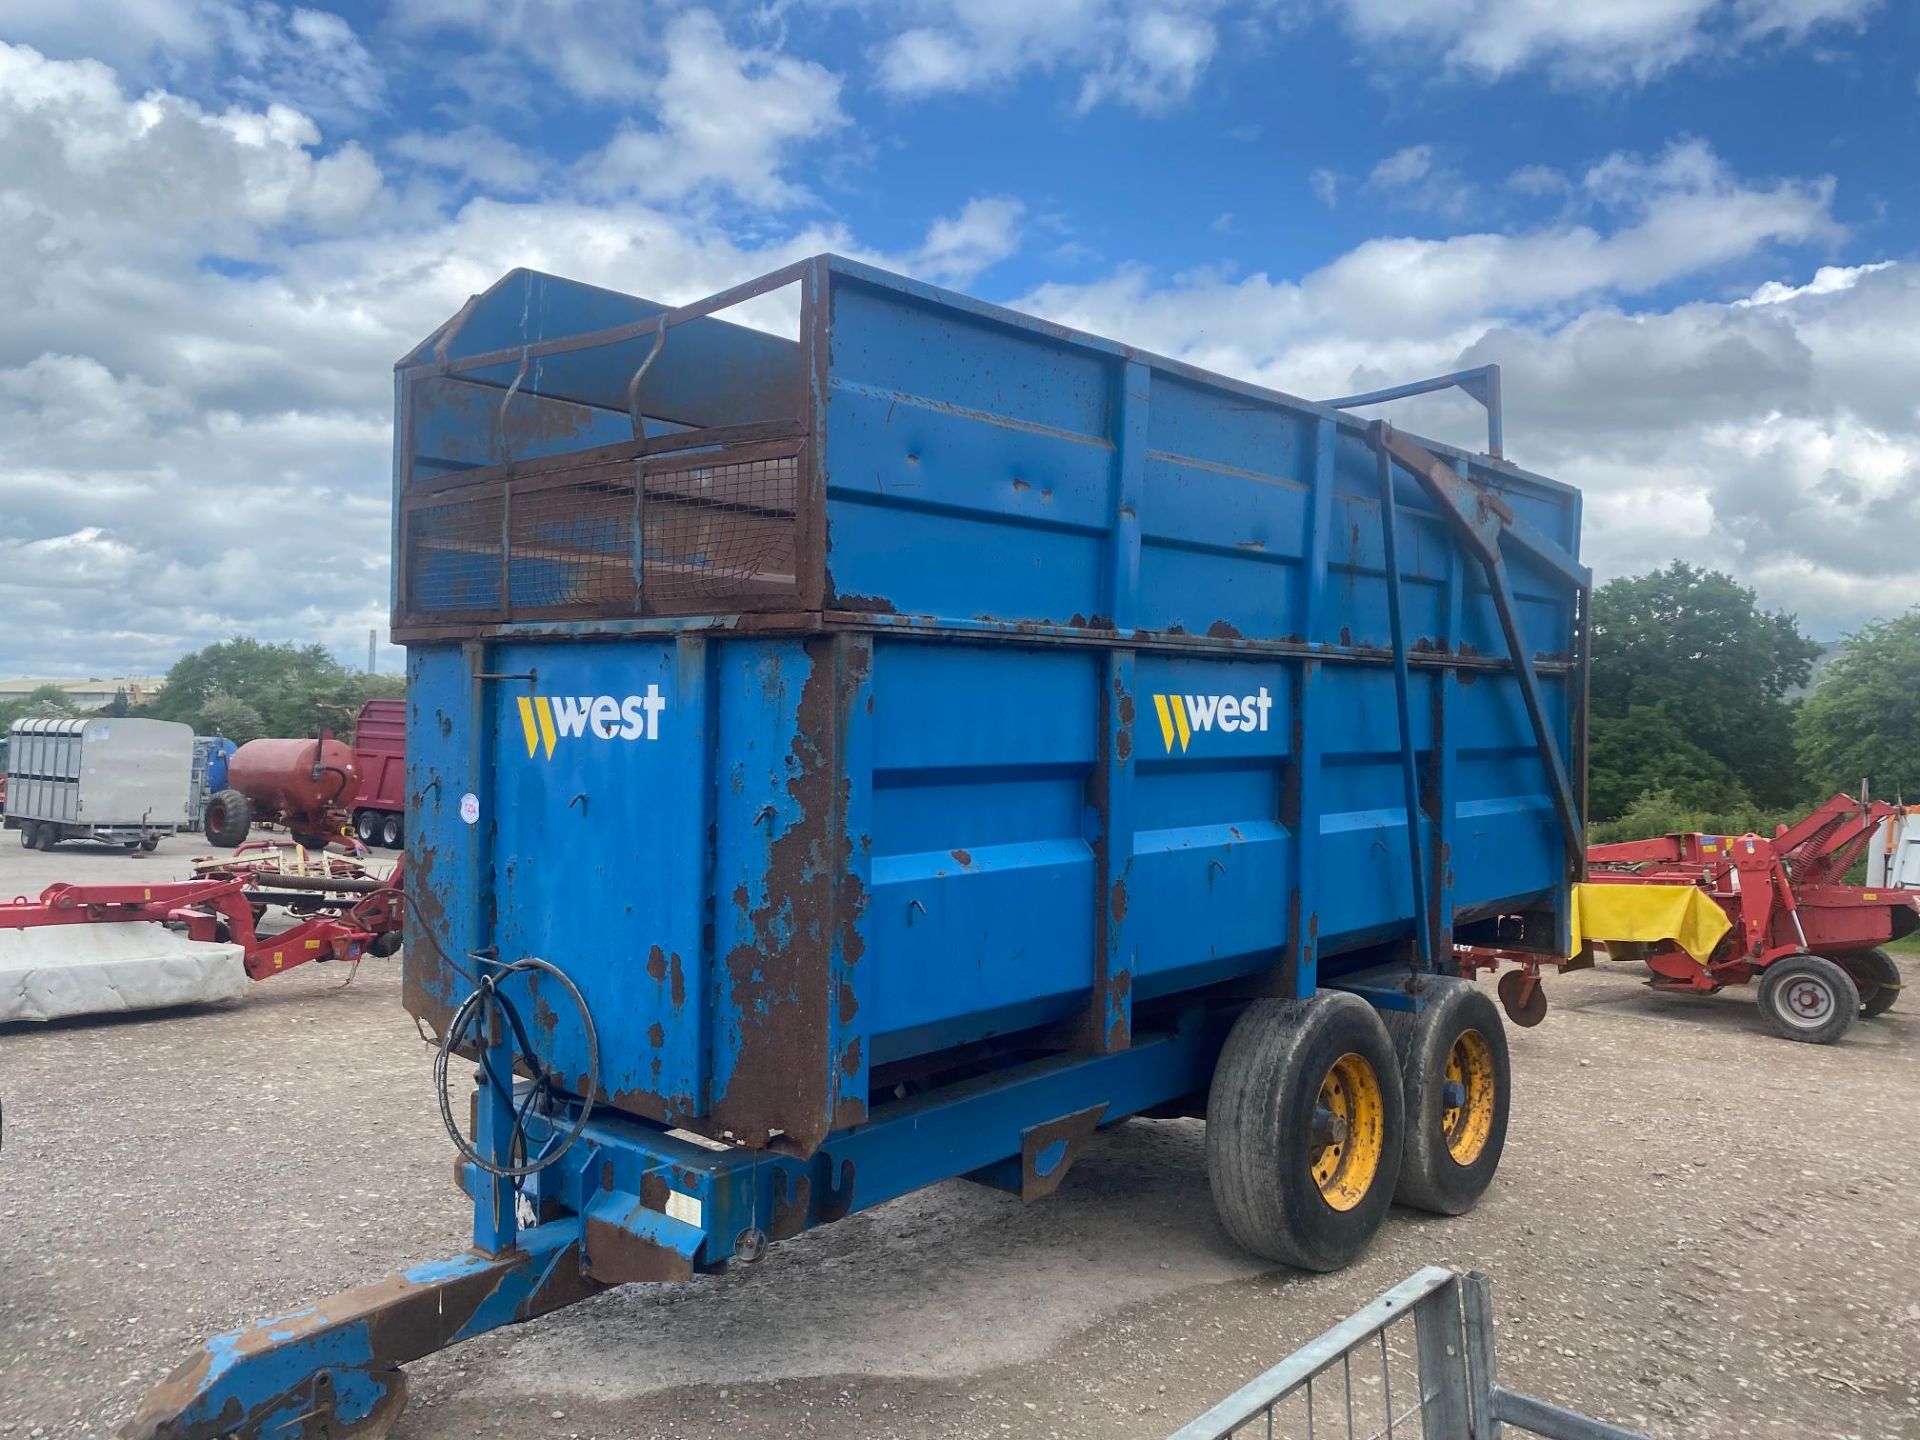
(1168, 1268, 1648, 1440)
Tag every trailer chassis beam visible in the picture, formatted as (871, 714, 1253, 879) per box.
(118, 1012, 1232, 1438)
(117, 1222, 596, 1440)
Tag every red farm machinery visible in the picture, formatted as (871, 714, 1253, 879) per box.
(0, 845, 405, 1023)
(1470, 793, 1914, 1044)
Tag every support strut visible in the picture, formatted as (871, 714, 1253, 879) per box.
(116, 1221, 597, 1440)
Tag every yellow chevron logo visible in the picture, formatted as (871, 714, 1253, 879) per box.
(1150, 687, 1274, 754)
(1153, 694, 1192, 754)
(516, 688, 666, 760)
(517, 696, 559, 760)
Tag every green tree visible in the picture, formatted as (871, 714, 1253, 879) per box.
(1588, 705, 1747, 820)
(0, 683, 79, 731)
(1796, 609, 1920, 800)
(143, 637, 403, 739)
(1588, 562, 1821, 815)
(196, 692, 268, 746)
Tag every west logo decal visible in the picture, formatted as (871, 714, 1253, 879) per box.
(1151, 687, 1273, 754)
(517, 685, 666, 759)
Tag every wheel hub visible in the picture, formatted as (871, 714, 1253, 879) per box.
(1441, 1030, 1497, 1166)
(1308, 1052, 1385, 1212)
(1785, 978, 1833, 1023)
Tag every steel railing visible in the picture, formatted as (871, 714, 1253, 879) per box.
(1167, 1267, 1648, 1440)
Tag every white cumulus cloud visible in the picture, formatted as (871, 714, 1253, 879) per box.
(578, 10, 847, 208)
(1339, 0, 1878, 83)
(869, 0, 1241, 113)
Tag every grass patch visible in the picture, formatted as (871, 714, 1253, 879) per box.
(1882, 932, 1920, 956)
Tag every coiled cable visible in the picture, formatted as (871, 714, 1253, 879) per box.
(433, 954, 601, 1180)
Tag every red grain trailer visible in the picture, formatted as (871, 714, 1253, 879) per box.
(349, 697, 406, 848)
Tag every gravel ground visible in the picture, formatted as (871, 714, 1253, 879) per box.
(2, 834, 1917, 1439)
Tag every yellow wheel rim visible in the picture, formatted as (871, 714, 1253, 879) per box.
(1443, 1030, 1497, 1166)
(1309, 1052, 1386, 1212)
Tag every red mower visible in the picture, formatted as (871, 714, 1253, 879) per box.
(1584, 793, 1915, 1043)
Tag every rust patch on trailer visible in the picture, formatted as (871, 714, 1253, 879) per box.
(1206, 619, 1243, 640)
(585, 1206, 696, 1286)
(1018, 1105, 1109, 1202)
(531, 990, 559, 1036)
(399, 831, 458, 1043)
(817, 1157, 856, 1222)
(1109, 877, 1129, 922)
(769, 1170, 812, 1241)
(715, 635, 870, 1155)
(950, 848, 973, 867)
(828, 591, 898, 615)
(669, 952, 687, 1010)
(124, 1243, 602, 1440)
(840, 1036, 862, 1078)
(639, 1172, 670, 1211)
(646, 945, 668, 984)
(647, 1022, 665, 1049)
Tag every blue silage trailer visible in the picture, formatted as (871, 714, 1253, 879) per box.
(125, 257, 1590, 1439)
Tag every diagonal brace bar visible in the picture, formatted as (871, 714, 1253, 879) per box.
(1367, 424, 1587, 865)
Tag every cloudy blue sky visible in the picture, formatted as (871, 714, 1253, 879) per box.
(0, 0, 1915, 675)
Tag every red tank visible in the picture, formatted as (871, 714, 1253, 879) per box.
(206, 735, 359, 848)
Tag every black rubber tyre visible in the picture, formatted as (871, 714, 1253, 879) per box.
(1206, 992, 1404, 1272)
(1756, 954, 1859, 1044)
(204, 789, 253, 848)
(17, 821, 35, 850)
(1382, 979, 1511, 1215)
(33, 823, 59, 851)
(139, 834, 160, 852)
(380, 812, 403, 849)
(1842, 949, 1901, 1019)
(354, 810, 378, 845)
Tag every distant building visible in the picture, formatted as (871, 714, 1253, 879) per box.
(0, 676, 168, 711)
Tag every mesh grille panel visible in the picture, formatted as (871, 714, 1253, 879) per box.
(507, 467, 639, 615)
(406, 492, 504, 615)
(645, 454, 798, 604)
(400, 439, 801, 624)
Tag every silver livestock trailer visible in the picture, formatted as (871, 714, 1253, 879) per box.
(4, 716, 193, 853)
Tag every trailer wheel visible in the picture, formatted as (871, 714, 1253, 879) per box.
(1842, 949, 1901, 1019)
(1757, 954, 1858, 1044)
(17, 821, 34, 849)
(1206, 992, 1403, 1272)
(355, 810, 378, 845)
(33, 823, 59, 851)
(380, 812, 403, 849)
(139, 835, 160, 853)
(204, 790, 253, 848)
(1383, 979, 1510, 1215)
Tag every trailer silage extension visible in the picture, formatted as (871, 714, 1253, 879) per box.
(124, 257, 1589, 1438)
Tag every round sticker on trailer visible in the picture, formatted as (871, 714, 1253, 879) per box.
(459, 792, 480, 826)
